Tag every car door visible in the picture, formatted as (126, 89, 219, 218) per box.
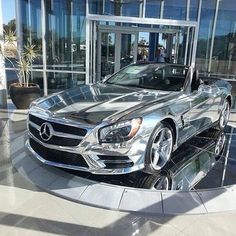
(178, 82, 216, 146)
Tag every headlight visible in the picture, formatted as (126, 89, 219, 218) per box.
(99, 118, 142, 143)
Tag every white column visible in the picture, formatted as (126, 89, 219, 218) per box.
(0, 0, 6, 91)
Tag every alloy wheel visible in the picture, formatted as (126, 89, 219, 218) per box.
(150, 127, 173, 170)
(220, 101, 230, 129)
(151, 175, 170, 190)
(215, 132, 226, 156)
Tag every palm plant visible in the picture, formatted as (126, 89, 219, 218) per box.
(0, 29, 39, 87)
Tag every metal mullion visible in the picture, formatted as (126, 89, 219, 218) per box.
(208, 0, 220, 73)
(160, 0, 164, 19)
(85, 0, 90, 84)
(28, 0, 32, 43)
(41, 0, 47, 96)
(45, 70, 86, 74)
(184, 27, 190, 65)
(0, 0, 6, 90)
(188, 29, 194, 66)
(98, 25, 180, 34)
(175, 32, 180, 64)
(89, 20, 92, 82)
(133, 32, 138, 63)
(142, 0, 146, 18)
(20, 68, 87, 75)
(115, 32, 121, 72)
(191, 0, 202, 67)
(97, 31, 102, 80)
(15, 0, 23, 50)
(70, 0, 74, 85)
(102, 0, 105, 14)
(186, 0, 190, 21)
(87, 14, 198, 27)
(93, 21, 96, 83)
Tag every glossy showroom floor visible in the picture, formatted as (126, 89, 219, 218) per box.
(2, 104, 236, 235)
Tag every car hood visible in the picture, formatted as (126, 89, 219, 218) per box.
(35, 83, 179, 125)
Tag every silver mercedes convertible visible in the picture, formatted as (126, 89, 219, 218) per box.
(26, 63, 232, 175)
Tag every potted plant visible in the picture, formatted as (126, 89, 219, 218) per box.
(0, 29, 40, 109)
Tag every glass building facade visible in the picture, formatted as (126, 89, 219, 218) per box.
(2, 0, 236, 95)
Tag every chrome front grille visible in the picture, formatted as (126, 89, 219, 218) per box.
(28, 114, 88, 147)
(29, 138, 89, 167)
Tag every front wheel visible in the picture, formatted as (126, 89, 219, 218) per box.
(144, 122, 174, 174)
(136, 172, 171, 190)
(218, 100, 230, 130)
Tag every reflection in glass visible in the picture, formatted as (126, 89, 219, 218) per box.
(47, 72, 85, 94)
(30, 0, 43, 68)
(138, 32, 149, 62)
(104, 0, 141, 17)
(120, 34, 135, 69)
(145, 0, 161, 18)
(101, 32, 115, 78)
(88, 0, 103, 14)
(16, 0, 43, 68)
(29, 71, 44, 95)
(45, 0, 86, 72)
(189, 0, 199, 21)
(196, 0, 216, 72)
(211, 0, 236, 76)
(163, 0, 187, 20)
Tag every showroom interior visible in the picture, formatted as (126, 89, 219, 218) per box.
(1, 0, 236, 235)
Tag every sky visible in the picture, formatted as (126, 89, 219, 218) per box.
(2, 0, 15, 24)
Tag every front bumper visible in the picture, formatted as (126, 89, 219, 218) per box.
(26, 111, 151, 175)
(26, 135, 146, 175)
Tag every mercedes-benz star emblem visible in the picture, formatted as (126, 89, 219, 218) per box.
(39, 122, 53, 141)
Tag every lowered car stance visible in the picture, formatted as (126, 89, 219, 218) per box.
(26, 63, 232, 175)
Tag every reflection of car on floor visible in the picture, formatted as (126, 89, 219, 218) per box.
(26, 62, 232, 175)
(136, 130, 226, 190)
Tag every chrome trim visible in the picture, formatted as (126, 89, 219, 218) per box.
(28, 133, 81, 153)
(103, 160, 133, 164)
(26, 139, 90, 172)
(29, 111, 94, 130)
(28, 134, 105, 170)
(29, 121, 84, 140)
(25, 139, 144, 175)
(82, 154, 106, 169)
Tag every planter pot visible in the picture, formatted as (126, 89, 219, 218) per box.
(9, 83, 41, 109)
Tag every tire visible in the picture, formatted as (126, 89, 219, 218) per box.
(136, 172, 171, 190)
(218, 99, 230, 130)
(199, 129, 226, 160)
(214, 131, 226, 160)
(143, 122, 174, 174)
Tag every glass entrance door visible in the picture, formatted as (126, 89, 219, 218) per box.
(99, 32, 116, 78)
(120, 33, 137, 69)
(97, 31, 138, 79)
(97, 25, 196, 80)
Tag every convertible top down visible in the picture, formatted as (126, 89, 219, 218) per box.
(26, 63, 232, 175)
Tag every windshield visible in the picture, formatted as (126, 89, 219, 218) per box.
(106, 64, 188, 91)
